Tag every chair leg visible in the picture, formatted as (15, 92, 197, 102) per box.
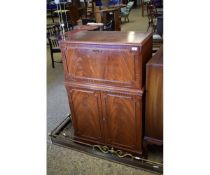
(147, 24, 151, 32)
(50, 51, 55, 68)
(127, 16, 129, 22)
(52, 16, 54, 23)
(50, 10, 54, 23)
(154, 25, 157, 33)
(142, 4, 144, 17)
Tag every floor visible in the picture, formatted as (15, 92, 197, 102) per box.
(47, 7, 158, 175)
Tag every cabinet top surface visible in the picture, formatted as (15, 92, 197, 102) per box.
(60, 31, 152, 46)
(147, 45, 163, 66)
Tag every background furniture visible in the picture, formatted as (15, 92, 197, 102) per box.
(120, 1, 134, 22)
(67, 3, 80, 25)
(73, 0, 87, 17)
(53, 1, 85, 25)
(157, 15, 163, 36)
(86, 0, 95, 18)
(82, 19, 113, 31)
(141, 0, 151, 17)
(47, 2, 57, 23)
(82, 18, 96, 25)
(103, 20, 113, 30)
(141, 0, 163, 17)
(144, 45, 163, 155)
(146, 3, 158, 32)
(147, 13, 163, 53)
(59, 31, 153, 155)
(152, 34, 163, 53)
(47, 23, 74, 68)
(95, 8, 121, 30)
(47, 24, 62, 68)
(93, 1, 126, 31)
(48, 35, 62, 68)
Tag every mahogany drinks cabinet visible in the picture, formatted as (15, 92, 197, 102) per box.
(59, 31, 153, 155)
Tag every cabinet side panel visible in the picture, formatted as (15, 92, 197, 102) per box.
(145, 66, 163, 140)
(140, 37, 153, 87)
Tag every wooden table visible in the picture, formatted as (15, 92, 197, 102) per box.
(95, 8, 121, 31)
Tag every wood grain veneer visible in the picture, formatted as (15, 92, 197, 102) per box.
(60, 31, 153, 155)
(144, 45, 163, 146)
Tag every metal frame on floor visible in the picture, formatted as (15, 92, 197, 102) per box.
(49, 114, 163, 174)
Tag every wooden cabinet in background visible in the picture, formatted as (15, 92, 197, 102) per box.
(60, 31, 152, 155)
(144, 45, 163, 148)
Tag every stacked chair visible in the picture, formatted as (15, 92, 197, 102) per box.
(120, 1, 134, 22)
(146, 2, 163, 53)
(47, 23, 73, 68)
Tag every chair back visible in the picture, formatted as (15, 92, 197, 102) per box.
(146, 4, 158, 32)
(126, 1, 134, 10)
(151, 0, 163, 8)
(47, 24, 60, 38)
(47, 23, 73, 38)
(47, 25, 61, 51)
(121, 1, 134, 15)
(48, 36, 60, 50)
(63, 22, 74, 32)
(147, 4, 157, 22)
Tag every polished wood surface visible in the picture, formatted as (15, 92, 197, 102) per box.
(64, 45, 141, 88)
(102, 91, 143, 153)
(65, 46, 134, 81)
(63, 31, 152, 45)
(60, 31, 152, 89)
(60, 31, 153, 155)
(144, 45, 163, 144)
(67, 87, 104, 143)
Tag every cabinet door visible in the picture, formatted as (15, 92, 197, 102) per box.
(101, 92, 143, 152)
(64, 45, 139, 88)
(67, 87, 104, 143)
